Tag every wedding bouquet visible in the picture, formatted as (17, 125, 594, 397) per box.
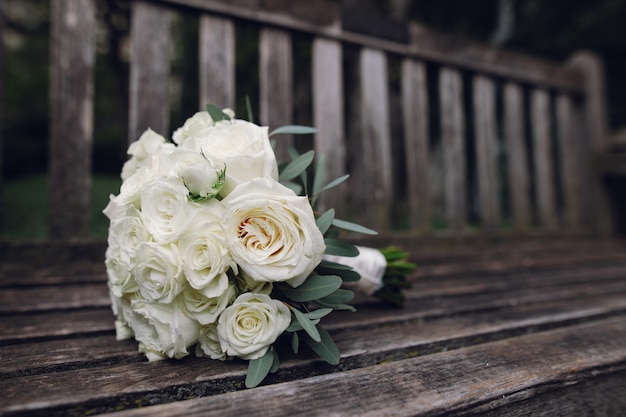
(104, 104, 413, 388)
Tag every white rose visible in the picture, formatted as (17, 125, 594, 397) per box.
(179, 200, 236, 298)
(105, 246, 138, 297)
(195, 323, 225, 360)
(222, 177, 326, 287)
(107, 206, 150, 265)
(140, 177, 191, 242)
(166, 148, 222, 199)
(133, 242, 184, 303)
(217, 293, 291, 360)
(129, 298, 200, 361)
(179, 280, 237, 325)
(172, 109, 235, 145)
(122, 128, 175, 181)
(183, 119, 278, 196)
(109, 290, 135, 341)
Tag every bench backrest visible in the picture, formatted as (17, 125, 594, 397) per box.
(42, 0, 611, 239)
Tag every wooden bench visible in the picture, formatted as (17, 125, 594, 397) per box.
(2, 0, 626, 416)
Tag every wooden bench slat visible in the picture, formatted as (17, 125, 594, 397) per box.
(439, 67, 467, 232)
(3, 293, 625, 416)
(402, 58, 432, 233)
(473, 75, 501, 231)
(199, 14, 235, 109)
(128, 1, 171, 142)
(85, 317, 626, 417)
(530, 88, 558, 230)
(312, 37, 346, 214)
(354, 47, 393, 230)
(259, 27, 293, 162)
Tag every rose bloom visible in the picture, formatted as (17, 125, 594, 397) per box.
(166, 148, 222, 199)
(121, 128, 175, 181)
(179, 201, 236, 298)
(129, 297, 200, 361)
(221, 177, 326, 287)
(182, 119, 278, 197)
(133, 242, 184, 304)
(217, 293, 291, 360)
(140, 177, 192, 242)
(172, 109, 234, 146)
(196, 323, 225, 360)
(179, 280, 237, 325)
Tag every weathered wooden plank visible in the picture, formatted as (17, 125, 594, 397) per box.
(567, 52, 613, 236)
(259, 27, 293, 162)
(0, 283, 109, 313)
(355, 48, 393, 230)
(439, 67, 466, 232)
(402, 58, 431, 233)
(503, 82, 531, 231)
(312, 37, 345, 214)
(128, 1, 170, 143)
(473, 75, 500, 231)
(530, 88, 557, 230)
(81, 318, 626, 417)
(555, 94, 583, 230)
(48, 0, 96, 239)
(199, 14, 235, 109)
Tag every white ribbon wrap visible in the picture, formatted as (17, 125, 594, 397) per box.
(323, 246, 387, 296)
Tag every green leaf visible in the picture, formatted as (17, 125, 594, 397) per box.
(315, 260, 361, 282)
(286, 319, 303, 332)
(270, 125, 317, 136)
(332, 218, 378, 235)
(278, 275, 342, 302)
(302, 325, 340, 365)
(281, 181, 304, 195)
(321, 289, 354, 305)
(316, 209, 335, 235)
(311, 156, 325, 206)
(245, 349, 274, 388)
(245, 96, 254, 123)
(206, 103, 232, 122)
(319, 174, 350, 193)
(270, 349, 280, 373)
(291, 332, 299, 354)
(313, 300, 357, 312)
(290, 306, 321, 342)
(304, 308, 333, 320)
(279, 150, 315, 181)
(324, 239, 360, 257)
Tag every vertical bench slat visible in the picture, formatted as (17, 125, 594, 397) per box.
(555, 94, 582, 230)
(312, 37, 345, 214)
(199, 14, 235, 110)
(503, 82, 532, 231)
(439, 67, 467, 232)
(0, 2, 4, 232)
(402, 59, 431, 234)
(357, 48, 392, 230)
(49, 0, 95, 239)
(530, 88, 558, 230)
(473, 75, 500, 231)
(259, 27, 293, 162)
(128, 1, 170, 143)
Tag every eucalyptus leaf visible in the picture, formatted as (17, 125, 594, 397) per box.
(270, 349, 280, 373)
(245, 96, 254, 123)
(278, 275, 342, 302)
(304, 308, 333, 320)
(279, 150, 314, 181)
(315, 260, 361, 282)
(321, 288, 355, 305)
(332, 218, 378, 235)
(290, 306, 321, 342)
(316, 209, 335, 235)
(286, 319, 304, 332)
(270, 125, 317, 136)
(245, 349, 274, 388)
(206, 103, 232, 122)
(324, 238, 360, 257)
(319, 174, 350, 193)
(302, 325, 340, 365)
(313, 300, 357, 312)
(291, 332, 299, 354)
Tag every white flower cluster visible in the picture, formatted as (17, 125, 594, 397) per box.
(104, 111, 326, 362)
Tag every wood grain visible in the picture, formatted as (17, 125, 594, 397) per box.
(199, 14, 235, 109)
(128, 1, 170, 142)
(48, 0, 95, 239)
